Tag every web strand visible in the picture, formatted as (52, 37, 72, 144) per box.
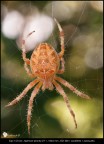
(65, 1, 87, 46)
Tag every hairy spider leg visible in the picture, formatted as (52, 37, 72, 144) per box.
(5, 79, 39, 107)
(27, 82, 42, 135)
(54, 18, 65, 58)
(22, 31, 35, 77)
(55, 77, 91, 99)
(53, 80, 77, 128)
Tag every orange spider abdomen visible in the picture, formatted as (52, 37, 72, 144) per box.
(30, 43, 60, 79)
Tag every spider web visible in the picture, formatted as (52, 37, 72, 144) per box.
(1, 1, 103, 139)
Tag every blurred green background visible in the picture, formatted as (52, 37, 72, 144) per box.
(1, 1, 103, 138)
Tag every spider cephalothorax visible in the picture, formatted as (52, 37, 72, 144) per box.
(6, 18, 91, 135)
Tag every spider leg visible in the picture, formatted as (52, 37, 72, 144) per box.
(24, 63, 35, 78)
(53, 80, 77, 128)
(22, 31, 35, 77)
(5, 79, 39, 107)
(55, 76, 91, 99)
(54, 18, 64, 58)
(57, 58, 65, 74)
(27, 82, 42, 135)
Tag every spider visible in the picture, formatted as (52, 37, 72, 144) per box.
(5, 18, 91, 135)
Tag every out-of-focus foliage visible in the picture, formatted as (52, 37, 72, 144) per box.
(1, 1, 103, 138)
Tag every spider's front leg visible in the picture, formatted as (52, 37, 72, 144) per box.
(22, 31, 35, 77)
(54, 18, 65, 58)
